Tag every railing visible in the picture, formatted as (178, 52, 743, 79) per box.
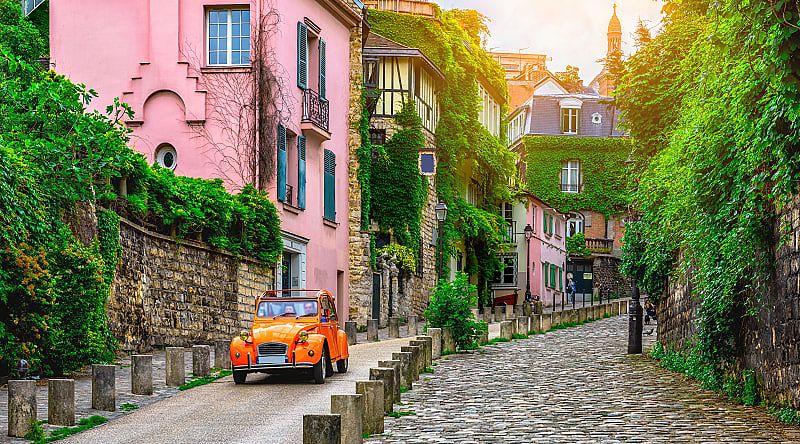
(502, 220, 517, 244)
(363, 0, 437, 17)
(560, 183, 581, 193)
(302, 88, 329, 132)
(585, 238, 613, 254)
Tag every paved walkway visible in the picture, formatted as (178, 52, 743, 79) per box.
(369, 316, 800, 443)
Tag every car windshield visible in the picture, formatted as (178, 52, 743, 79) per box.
(257, 300, 318, 318)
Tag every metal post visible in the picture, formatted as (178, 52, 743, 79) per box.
(524, 237, 532, 303)
(437, 220, 444, 281)
(627, 278, 643, 354)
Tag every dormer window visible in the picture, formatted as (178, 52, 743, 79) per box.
(559, 98, 582, 135)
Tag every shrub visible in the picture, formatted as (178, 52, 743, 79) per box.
(424, 273, 484, 350)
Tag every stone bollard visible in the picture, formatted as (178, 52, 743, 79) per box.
(534, 300, 544, 314)
(428, 328, 442, 359)
(92, 364, 116, 411)
(416, 336, 433, 368)
(612, 302, 620, 316)
(330, 394, 363, 444)
(552, 311, 562, 327)
(410, 341, 428, 372)
(509, 317, 517, 336)
(479, 329, 489, 344)
(345, 321, 358, 345)
(192, 345, 211, 377)
(605, 304, 612, 317)
(523, 302, 532, 317)
(494, 306, 503, 322)
(407, 316, 418, 336)
(356, 380, 384, 435)
(500, 321, 513, 339)
(392, 352, 414, 390)
(215, 340, 231, 369)
(621, 300, 629, 314)
(595, 305, 603, 320)
(165, 347, 185, 387)
(8, 380, 36, 438)
(131, 355, 153, 395)
(470, 308, 479, 321)
(48, 379, 75, 426)
(442, 328, 455, 354)
(515, 304, 524, 317)
(401, 346, 422, 381)
(367, 319, 379, 342)
(505, 304, 515, 320)
(378, 360, 401, 404)
(518, 316, 529, 335)
(369, 368, 395, 413)
(482, 307, 492, 324)
(388, 317, 400, 338)
(577, 307, 586, 323)
(303, 414, 341, 444)
(530, 314, 542, 333)
(541, 313, 553, 332)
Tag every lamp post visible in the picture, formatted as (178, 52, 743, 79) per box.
(524, 224, 534, 303)
(435, 202, 448, 281)
(628, 277, 644, 354)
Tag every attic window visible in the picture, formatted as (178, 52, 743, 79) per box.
(592, 113, 602, 125)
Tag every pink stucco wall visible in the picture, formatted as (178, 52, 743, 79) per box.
(527, 197, 566, 307)
(50, 0, 359, 320)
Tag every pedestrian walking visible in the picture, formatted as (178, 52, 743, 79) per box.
(567, 277, 577, 305)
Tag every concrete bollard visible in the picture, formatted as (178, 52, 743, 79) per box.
(494, 306, 503, 322)
(428, 328, 442, 359)
(470, 308, 479, 321)
(479, 329, 489, 344)
(515, 304, 523, 317)
(392, 352, 414, 390)
(48, 379, 75, 426)
(518, 316, 529, 335)
(621, 300, 629, 314)
(409, 341, 428, 372)
(442, 328, 455, 354)
(530, 314, 542, 333)
(509, 317, 517, 336)
(541, 313, 552, 332)
(482, 307, 492, 324)
(552, 311, 562, 327)
(92, 364, 116, 411)
(605, 304, 612, 317)
(8, 380, 36, 438)
(215, 340, 231, 369)
(345, 321, 358, 345)
(357, 380, 384, 435)
(612, 302, 620, 316)
(378, 360, 401, 404)
(505, 304, 515, 320)
(367, 319, 379, 342)
(369, 368, 395, 413)
(577, 307, 586, 323)
(165, 347, 185, 387)
(192, 345, 211, 377)
(131, 355, 153, 395)
(567, 309, 578, 324)
(401, 346, 422, 381)
(303, 414, 341, 444)
(416, 336, 433, 368)
(595, 305, 602, 320)
(523, 302, 532, 317)
(407, 316, 418, 336)
(330, 394, 363, 444)
(388, 317, 400, 338)
(500, 321, 513, 339)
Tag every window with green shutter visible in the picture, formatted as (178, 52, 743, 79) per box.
(318, 38, 326, 99)
(324, 149, 336, 222)
(544, 262, 549, 287)
(558, 267, 563, 291)
(297, 22, 308, 89)
(297, 135, 306, 209)
(277, 124, 287, 202)
(550, 264, 557, 289)
(549, 214, 554, 235)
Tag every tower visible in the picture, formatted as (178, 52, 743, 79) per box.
(607, 3, 622, 55)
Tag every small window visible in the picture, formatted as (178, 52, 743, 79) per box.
(492, 254, 517, 287)
(208, 9, 251, 66)
(419, 152, 436, 176)
(155, 144, 177, 170)
(561, 160, 581, 193)
(369, 129, 386, 146)
(592, 112, 603, 125)
(561, 108, 579, 134)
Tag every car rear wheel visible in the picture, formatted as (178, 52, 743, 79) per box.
(313, 348, 327, 384)
(336, 357, 348, 374)
(233, 370, 247, 385)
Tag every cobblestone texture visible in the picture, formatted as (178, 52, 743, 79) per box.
(368, 317, 800, 443)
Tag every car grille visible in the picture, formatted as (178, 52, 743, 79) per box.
(258, 342, 287, 356)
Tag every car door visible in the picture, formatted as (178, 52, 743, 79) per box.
(320, 296, 340, 360)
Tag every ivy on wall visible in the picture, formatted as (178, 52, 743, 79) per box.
(524, 136, 632, 216)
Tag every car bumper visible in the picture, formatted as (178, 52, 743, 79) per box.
(232, 362, 314, 372)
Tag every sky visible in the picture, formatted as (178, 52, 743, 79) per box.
(436, 0, 665, 82)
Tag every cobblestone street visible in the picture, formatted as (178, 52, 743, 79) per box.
(370, 316, 800, 443)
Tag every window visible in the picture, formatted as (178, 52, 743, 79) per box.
(323, 149, 336, 222)
(561, 107, 579, 134)
(567, 217, 584, 237)
(549, 264, 557, 289)
(369, 129, 386, 146)
(297, 22, 325, 97)
(208, 9, 250, 66)
(277, 124, 287, 202)
(155, 144, 178, 170)
(419, 152, 436, 175)
(297, 136, 306, 209)
(492, 254, 517, 287)
(23, 0, 45, 16)
(502, 202, 513, 223)
(561, 160, 581, 193)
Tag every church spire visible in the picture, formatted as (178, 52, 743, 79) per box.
(607, 3, 622, 55)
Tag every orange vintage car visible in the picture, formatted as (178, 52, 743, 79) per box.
(229, 289, 349, 384)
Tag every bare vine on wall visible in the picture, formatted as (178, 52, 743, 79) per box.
(184, 0, 293, 189)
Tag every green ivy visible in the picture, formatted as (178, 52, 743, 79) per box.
(375, 244, 417, 274)
(423, 273, 487, 350)
(524, 136, 632, 216)
(566, 232, 592, 257)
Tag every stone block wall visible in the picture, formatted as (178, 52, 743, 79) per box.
(656, 267, 699, 350)
(592, 256, 628, 298)
(109, 219, 274, 352)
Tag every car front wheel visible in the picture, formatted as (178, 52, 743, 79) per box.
(233, 370, 247, 385)
(313, 348, 327, 384)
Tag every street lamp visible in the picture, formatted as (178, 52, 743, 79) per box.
(524, 224, 534, 303)
(435, 202, 448, 280)
(626, 213, 643, 354)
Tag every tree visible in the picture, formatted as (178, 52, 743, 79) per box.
(633, 19, 653, 49)
(555, 65, 584, 93)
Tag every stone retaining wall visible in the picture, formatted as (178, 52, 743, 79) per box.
(108, 219, 274, 352)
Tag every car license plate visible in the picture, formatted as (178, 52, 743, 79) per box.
(257, 355, 286, 365)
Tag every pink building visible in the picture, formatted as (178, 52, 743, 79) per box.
(49, 0, 362, 319)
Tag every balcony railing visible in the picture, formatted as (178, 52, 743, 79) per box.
(502, 220, 517, 244)
(302, 88, 329, 132)
(560, 183, 581, 193)
(363, 0, 437, 17)
(586, 238, 613, 254)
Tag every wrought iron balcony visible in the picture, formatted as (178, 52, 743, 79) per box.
(585, 237, 613, 254)
(302, 88, 329, 134)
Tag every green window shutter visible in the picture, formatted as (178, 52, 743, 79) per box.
(550, 264, 556, 289)
(559, 267, 563, 291)
(549, 214, 554, 235)
(277, 124, 287, 202)
(297, 135, 306, 209)
(324, 149, 336, 221)
(297, 22, 308, 89)
(544, 262, 549, 287)
(318, 39, 326, 99)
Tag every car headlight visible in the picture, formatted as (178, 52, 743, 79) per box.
(239, 330, 250, 342)
(298, 331, 309, 343)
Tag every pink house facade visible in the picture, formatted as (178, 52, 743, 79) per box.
(49, 0, 362, 319)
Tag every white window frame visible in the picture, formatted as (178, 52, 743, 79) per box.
(561, 160, 581, 193)
(207, 8, 251, 67)
(492, 253, 518, 288)
(562, 107, 579, 134)
(566, 217, 584, 237)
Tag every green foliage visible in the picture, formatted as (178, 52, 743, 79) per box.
(387, 410, 415, 418)
(423, 273, 484, 350)
(179, 368, 233, 391)
(119, 403, 139, 412)
(511, 333, 528, 340)
(566, 232, 591, 257)
(375, 244, 417, 274)
(555, 66, 583, 93)
(370, 101, 428, 257)
(358, 90, 373, 231)
(769, 406, 800, 426)
(524, 136, 631, 216)
(33, 415, 108, 443)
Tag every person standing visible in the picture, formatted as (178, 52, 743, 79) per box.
(567, 277, 577, 305)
